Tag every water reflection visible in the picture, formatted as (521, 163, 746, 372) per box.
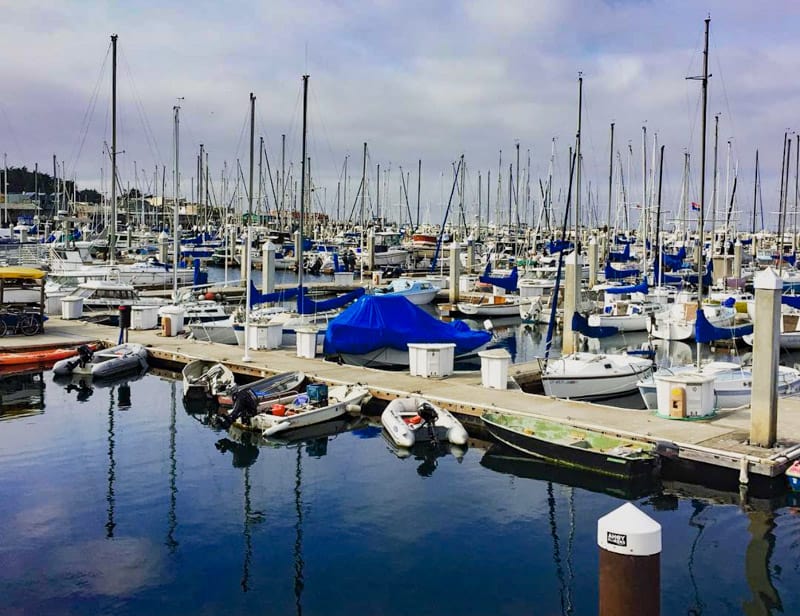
(166, 381, 178, 553)
(0, 367, 45, 419)
(479, 444, 659, 500)
(382, 431, 467, 477)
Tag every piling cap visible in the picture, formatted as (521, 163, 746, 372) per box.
(754, 267, 783, 291)
(597, 502, 661, 556)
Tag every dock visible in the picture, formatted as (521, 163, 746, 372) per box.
(3, 318, 800, 490)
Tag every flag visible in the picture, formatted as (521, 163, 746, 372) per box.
(691, 201, 701, 211)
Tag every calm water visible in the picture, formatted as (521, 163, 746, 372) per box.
(2, 370, 800, 615)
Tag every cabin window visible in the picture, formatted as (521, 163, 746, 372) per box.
(604, 363, 612, 369)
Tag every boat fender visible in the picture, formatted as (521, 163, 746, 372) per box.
(345, 403, 361, 414)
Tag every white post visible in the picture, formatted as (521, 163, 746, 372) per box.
(751, 267, 782, 447)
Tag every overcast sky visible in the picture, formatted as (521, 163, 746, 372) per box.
(1, 0, 797, 229)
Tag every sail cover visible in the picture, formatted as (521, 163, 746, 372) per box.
(297, 287, 365, 315)
(782, 295, 800, 310)
(605, 278, 649, 295)
(323, 294, 492, 356)
(249, 281, 301, 308)
(694, 308, 753, 343)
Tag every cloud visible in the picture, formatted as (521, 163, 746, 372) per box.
(0, 1, 797, 227)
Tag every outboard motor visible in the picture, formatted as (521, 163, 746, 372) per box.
(417, 401, 439, 445)
(222, 388, 259, 428)
(76, 345, 94, 368)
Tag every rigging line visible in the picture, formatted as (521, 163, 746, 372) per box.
(308, 84, 340, 181)
(68, 41, 111, 178)
(118, 47, 164, 167)
(0, 101, 26, 160)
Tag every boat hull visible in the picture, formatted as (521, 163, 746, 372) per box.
(482, 414, 658, 479)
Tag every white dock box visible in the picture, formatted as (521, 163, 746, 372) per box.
(478, 348, 511, 389)
(654, 372, 716, 419)
(333, 271, 354, 285)
(407, 342, 455, 378)
(61, 295, 84, 320)
(47, 292, 69, 315)
(296, 326, 318, 359)
(249, 322, 283, 350)
(459, 274, 479, 293)
(159, 305, 185, 336)
(131, 305, 160, 330)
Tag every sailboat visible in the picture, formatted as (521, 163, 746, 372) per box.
(537, 75, 654, 401)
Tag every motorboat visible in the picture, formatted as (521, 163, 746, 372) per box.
(540, 352, 654, 401)
(371, 278, 440, 305)
(218, 370, 306, 407)
(241, 383, 372, 437)
(381, 396, 468, 448)
(52, 343, 148, 379)
(182, 360, 235, 399)
(482, 411, 659, 479)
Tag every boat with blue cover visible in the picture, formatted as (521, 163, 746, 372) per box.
(323, 294, 492, 368)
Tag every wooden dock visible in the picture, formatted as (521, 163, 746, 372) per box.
(3, 318, 800, 488)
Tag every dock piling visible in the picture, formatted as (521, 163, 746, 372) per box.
(750, 267, 782, 447)
(598, 503, 661, 616)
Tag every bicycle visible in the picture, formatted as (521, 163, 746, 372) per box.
(0, 309, 43, 336)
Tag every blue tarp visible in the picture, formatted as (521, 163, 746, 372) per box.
(479, 266, 518, 292)
(571, 313, 619, 338)
(604, 262, 640, 280)
(249, 281, 302, 308)
(782, 295, 800, 310)
(695, 308, 753, 343)
(323, 294, 492, 356)
(605, 278, 649, 295)
(297, 286, 365, 315)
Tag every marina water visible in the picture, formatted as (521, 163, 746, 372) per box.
(2, 370, 800, 615)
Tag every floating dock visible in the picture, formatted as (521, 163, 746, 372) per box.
(3, 318, 800, 491)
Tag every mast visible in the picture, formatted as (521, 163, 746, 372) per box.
(575, 73, 583, 253)
(416, 159, 421, 230)
(359, 141, 367, 281)
(752, 150, 759, 234)
(172, 102, 181, 297)
(690, 15, 711, 370)
(606, 122, 615, 261)
(243, 92, 255, 361)
(298, 76, 309, 292)
(110, 34, 118, 265)
(711, 114, 720, 256)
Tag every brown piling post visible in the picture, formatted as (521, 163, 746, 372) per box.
(598, 502, 661, 616)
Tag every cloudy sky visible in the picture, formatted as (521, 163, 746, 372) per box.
(1, 0, 797, 229)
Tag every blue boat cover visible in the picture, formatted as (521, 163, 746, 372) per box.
(571, 312, 619, 338)
(605, 278, 649, 295)
(609, 242, 632, 263)
(604, 262, 640, 280)
(782, 295, 800, 309)
(662, 247, 687, 270)
(694, 308, 753, 343)
(249, 281, 302, 308)
(741, 237, 753, 245)
(297, 287, 365, 315)
(547, 240, 573, 254)
(479, 266, 518, 292)
(323, 294, 492, 356)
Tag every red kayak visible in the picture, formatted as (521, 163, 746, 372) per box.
(0, 344, 98, 367)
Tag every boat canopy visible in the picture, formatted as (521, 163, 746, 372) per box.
(0, 267, 46, 280)
(694, 308, 753, 343)
(604, 262, 639, 280)
(323, 294, 491, 356)
(479, 265, 518, 292)
(571, 313, 619, 338)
